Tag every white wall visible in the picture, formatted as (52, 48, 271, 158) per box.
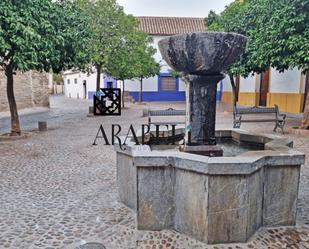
(123, 35, 185, 92)
(179, 78, 186, 91)
(152, 36, 171, 73)
(125, 76, 158, 92)
(222, 76, 232, 91)
(63, 71, 100, 99)
(270, 68, 301, 93)
(239, 74, 256, 92)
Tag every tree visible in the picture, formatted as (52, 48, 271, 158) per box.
(206, 0, 254, 107)
(205, 10, 224, 32)
(0, 0, 89, 135)
(246, 0, 309, 128)
(133, 35, 159, 104)
(78, 0, 128, 93)
(206, 0, 309, 128)
(105, 16, 159, 106)
(53, 74, 63, 85)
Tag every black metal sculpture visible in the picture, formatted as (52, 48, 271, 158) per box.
(93, 88, 121, 116)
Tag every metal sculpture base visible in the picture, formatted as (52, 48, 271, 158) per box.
(181, 144, 223, 157)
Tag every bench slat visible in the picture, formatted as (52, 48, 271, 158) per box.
(149, 110, 186, 116)
(241, 119, 277, 123)
(236, 108, 276, 114)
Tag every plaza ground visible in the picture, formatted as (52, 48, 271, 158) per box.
(0, 95, 308, 249)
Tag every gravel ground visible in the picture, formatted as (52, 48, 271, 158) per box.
(0, 96, 308, 249)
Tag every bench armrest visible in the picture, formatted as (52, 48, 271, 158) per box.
(278, 113, 286, 120)
(274, 104, 286, 120)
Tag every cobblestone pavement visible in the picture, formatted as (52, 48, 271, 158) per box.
(0, 96, 308, 249)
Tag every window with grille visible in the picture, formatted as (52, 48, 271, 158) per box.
(67, 79, 70, 84)
(74, 78, 78, 84)
(160, 76, 177, 91)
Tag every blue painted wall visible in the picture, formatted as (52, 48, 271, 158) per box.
(129, 91, 186, 102)
(88, 75, 223, 102)
(128, 73, 185, 101)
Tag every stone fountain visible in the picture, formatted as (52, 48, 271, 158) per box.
(159, 32, 246, 156)
(115, 32, 305, 244)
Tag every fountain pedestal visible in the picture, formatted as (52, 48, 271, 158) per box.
(182, 74, 224, 156)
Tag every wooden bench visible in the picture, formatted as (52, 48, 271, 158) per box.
(233, 105, 286, 133)
(148, 108, 186, 126)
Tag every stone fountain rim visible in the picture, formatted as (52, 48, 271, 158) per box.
(114, 129, 304, 175)
(158, 31, 247, 42)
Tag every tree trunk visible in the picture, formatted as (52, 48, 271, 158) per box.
(300, 91, 309, 129)
(5, 64, 21, 136)
(96, 64, 101, 92)
(229, 74, 238, 108)
(139, 76, 143, 103)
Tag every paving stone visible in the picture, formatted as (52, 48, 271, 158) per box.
(0, 96, 308, 249)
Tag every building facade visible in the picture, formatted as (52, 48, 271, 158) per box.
(63, 16, 206, 102)
(221, 68, 309, 114)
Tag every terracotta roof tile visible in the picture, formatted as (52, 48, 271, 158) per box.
(137, 16, 205, 36)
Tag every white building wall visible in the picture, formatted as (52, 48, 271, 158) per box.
(222, 76, 232, 91)
(123, 35, 185, 93)
(152, 36, 171, 73)
(125, 76, 158, 92)
(239, 74, 256, 92)
(63, 71, 100, 99)
(221, 69, 302, 94)
(270, 68, 301, 93)
(179, 78, 186, 91)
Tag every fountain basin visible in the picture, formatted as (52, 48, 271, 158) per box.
(115, 129, 304, 244)
(158, 32, 246, 75)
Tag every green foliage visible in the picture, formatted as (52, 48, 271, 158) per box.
(134, 34, 160, 80)
(246, 0, 309, 72)
(105, 17, 159, 81)
(78, 0, 128, 73)
(206, 0, 309, 76)
(205, 11, 224, 31)
(168, 69, 183, 78)
(53, 73, 63, 84)
(0, 0, 89, 73)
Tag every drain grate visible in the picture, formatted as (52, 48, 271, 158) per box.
(76, 242, 106, 249)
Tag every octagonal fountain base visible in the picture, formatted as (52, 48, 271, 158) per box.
(115, 129, 304, 244)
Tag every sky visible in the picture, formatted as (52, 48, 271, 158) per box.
(116, 0, 233, 18)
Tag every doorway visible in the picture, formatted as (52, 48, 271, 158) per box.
(107, 81, 113, 89)
(83, 80, 87, 99)
(259, 70, 270, 106)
